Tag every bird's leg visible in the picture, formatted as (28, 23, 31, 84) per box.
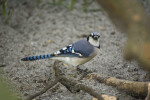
(76, 65, 93, 80)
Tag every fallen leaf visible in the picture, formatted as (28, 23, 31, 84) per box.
(48, 40, 52, 43)
(43, 40, 52, 47)
(72, 74, 76, 78)
(27, 50, 31, 55)
(62, 63, 67, 66)
(132, 14, 141, 22)
(42, 43, 48, 47)
(111, 31, 116, 35)
(88, 75, 94, 80)
(24, 43, 29, 47)
(101, 94, 117, 100)
(98, 26, 106, 31)
(92, 97, 98, 100)
(26, 85, 30, 90)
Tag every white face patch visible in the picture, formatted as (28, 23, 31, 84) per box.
(88, 37, 100, 47)
(69, 44, 72, 46)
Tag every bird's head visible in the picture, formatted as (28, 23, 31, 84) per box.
(87, 32, 100, 48)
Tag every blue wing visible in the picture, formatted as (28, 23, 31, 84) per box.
(53, 45, 82, 57)
(72, 39, 94, 57)
(53, 39, 94, 58)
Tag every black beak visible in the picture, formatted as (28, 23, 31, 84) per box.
(93, 36, 99, 40)
(98, 45, 100, 49)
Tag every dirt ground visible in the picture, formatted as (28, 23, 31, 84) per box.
(0, 0, 149, 100)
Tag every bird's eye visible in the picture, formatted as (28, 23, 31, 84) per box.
(89, 34, 93, 37)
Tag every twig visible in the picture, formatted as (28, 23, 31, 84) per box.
(26, 79, 59, 100)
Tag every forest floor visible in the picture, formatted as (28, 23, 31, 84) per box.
(0, 0, 150, 100)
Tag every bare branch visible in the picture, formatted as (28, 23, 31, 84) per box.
(89, 73, 149, 99)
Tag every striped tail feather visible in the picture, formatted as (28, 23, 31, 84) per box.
(21, 54, 53, 61)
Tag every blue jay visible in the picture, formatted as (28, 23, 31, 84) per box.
(21, 32, 100, 66)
